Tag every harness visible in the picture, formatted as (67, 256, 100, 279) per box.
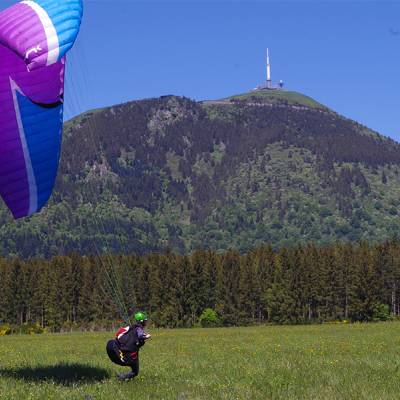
(115, 325, 140, 362)
(117, 348, 137, 363)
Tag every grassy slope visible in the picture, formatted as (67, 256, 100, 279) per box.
(1, 323, 400, 399)
(217, 90, 326, 109)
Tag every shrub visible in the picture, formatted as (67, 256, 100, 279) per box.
(18, 323, 46, 335)
(372, 303, 391, 322)
(389, 207, 398, 216)
(199, 308, 219, 327)
(0, 324, 11, 336)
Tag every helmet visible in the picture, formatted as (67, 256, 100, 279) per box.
(134, 311, 148, 323)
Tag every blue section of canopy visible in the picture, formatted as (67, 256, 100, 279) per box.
(34, 0, 83, 60)
(17, 91, 63, 212)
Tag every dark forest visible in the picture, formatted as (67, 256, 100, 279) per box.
(1, 240, 399, 331)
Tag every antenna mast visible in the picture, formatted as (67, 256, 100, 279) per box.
(266, 48, 271, 88)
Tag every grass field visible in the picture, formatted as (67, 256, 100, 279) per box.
(221, 90, 326, 109)
(1, 323, 400, 400)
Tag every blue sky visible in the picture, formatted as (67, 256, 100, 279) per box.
(3, 0, 400, 139)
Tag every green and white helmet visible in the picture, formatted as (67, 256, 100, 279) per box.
(134, 311, 148, 322)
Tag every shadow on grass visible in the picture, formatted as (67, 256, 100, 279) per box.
(0, 363, 110, 385)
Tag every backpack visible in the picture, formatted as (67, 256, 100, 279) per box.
(115, 325, 140, 353)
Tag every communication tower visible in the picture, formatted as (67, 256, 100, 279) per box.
(253, 48, 284, 91)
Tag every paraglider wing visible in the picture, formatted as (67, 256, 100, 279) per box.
(0, 0, 83, 218)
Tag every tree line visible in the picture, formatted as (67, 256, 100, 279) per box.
(1, 240, 400, 331)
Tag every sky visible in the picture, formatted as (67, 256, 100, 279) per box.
(2, 0, 399, 140)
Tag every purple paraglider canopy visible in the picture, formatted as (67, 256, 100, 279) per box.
(0, 0, 83, 218)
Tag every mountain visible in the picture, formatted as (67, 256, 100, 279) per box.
(1, 89, 400, 258)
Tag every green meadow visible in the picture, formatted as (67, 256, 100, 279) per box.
(1, 323, 400, 400)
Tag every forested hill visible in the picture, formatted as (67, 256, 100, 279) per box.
(1, 90, 400, 258)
